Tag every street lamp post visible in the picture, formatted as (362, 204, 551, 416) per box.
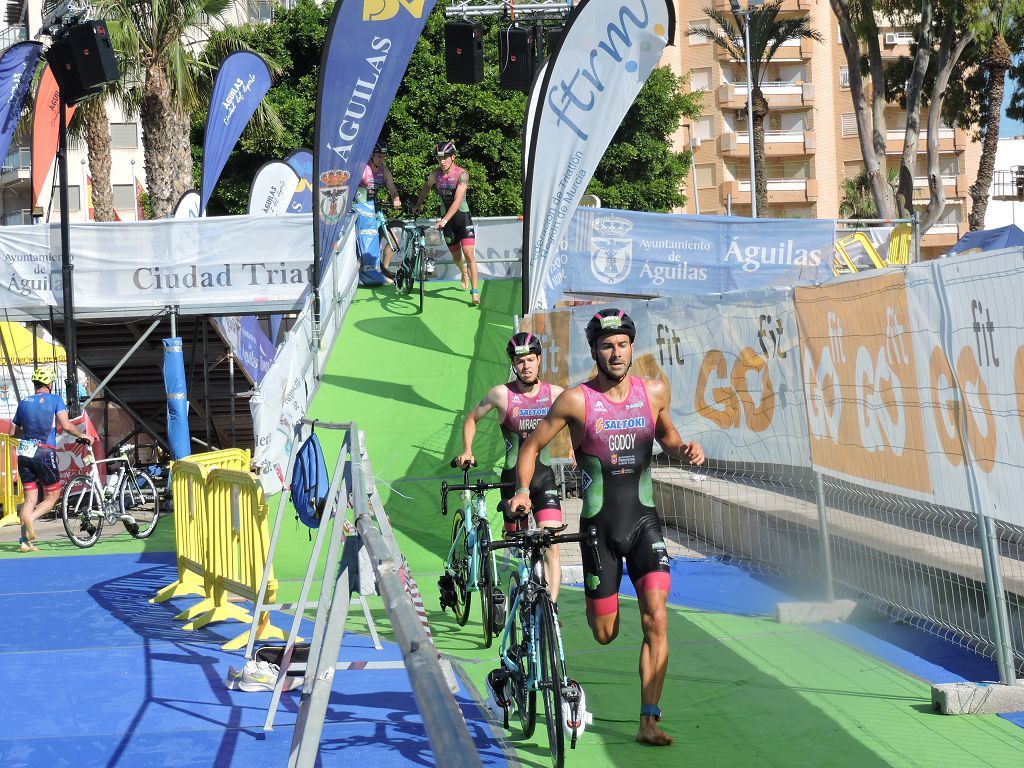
(738, 0, 761, 217)
(685, 124, 702, 214)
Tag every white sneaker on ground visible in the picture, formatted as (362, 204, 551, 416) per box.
(424, 257, 436, 275)
(225, 660, 303, 693)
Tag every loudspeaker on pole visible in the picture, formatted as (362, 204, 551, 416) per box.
(44, 21, 120, 105)
(498, 26, 534, 92)
(444, 21, 484, 85)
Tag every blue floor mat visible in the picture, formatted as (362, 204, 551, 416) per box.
(0, 552, 507, 767)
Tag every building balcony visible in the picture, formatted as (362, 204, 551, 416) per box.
(720, 178, 818, 205)
(718, 81, 813, 109)
(920, 222, 966, 255)
(716, 37, 813, 62)
(883, 127, 967, 154)
(720, 130, 815, 157)
(910, 174, 969, 198)
(714, 0, 809, 11)
(3, 210, 33, 226)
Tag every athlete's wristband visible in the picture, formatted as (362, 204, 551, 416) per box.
(515, 487, 530, 495)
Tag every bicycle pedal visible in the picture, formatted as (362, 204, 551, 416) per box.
(490, 592, 506, 633)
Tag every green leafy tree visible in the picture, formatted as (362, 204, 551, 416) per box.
(692, 0, 821, 216)
(839, 167, 898, 219)
(196, 0, 701, 216)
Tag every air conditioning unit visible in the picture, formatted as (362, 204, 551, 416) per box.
(884, 32, 899, 46)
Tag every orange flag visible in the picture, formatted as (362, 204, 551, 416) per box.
(31, 65, 76, 210)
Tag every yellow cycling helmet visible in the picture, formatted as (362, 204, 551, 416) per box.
(30, 368, 56, 387)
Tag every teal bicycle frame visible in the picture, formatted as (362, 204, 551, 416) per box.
(439, 463, 511, 646)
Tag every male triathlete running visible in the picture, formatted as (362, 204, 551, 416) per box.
(412, 141, 480, 305)
(9, 368, 94, 552)
(455, 332, 566, 603)
(508, 309, 705, 747)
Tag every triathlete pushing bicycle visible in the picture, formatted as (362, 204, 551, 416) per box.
(8, 368, 94, 553)
(455, 332, 567, 605)
(507, 309, 705, 747)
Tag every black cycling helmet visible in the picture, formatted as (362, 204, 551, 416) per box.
(436, 140, 456, 157)
(373, 140, 388, 154)
(506, 332, 542, 359)
(585, 308, 636, 347)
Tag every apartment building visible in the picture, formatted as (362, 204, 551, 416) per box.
(0, 0, 275, 225)
(665, 0, 981, 257)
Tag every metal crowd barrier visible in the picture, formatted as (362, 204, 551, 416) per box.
(0, 434, 24, 529)
(151, 448, 287, 650)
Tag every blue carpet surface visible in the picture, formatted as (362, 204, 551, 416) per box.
(0, 552, 507, 767)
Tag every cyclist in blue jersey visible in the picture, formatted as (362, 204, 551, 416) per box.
(9, 368, 94, 552)
(509, 309, 704, 747)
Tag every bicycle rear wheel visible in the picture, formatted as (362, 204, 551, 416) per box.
(477, 521, 495, 648)
(61, 475, 103, 548)
(507, 571, 537, 737)
(449, 510, 472, 625)
(121, 472, 160, 538)
(538, 591, 566, 767)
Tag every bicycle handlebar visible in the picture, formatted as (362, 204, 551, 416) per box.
(450, 457, 477, 469)
(487, 525, 600, 559)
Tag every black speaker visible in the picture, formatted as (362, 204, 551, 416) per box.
(546, 26, 566, 58)
(444, 21, 484, 85)
(45, 21, 120, 105)
(499, 26, 534, 92)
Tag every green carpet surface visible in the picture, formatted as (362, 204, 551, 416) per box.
(295, 280, 1023, 767)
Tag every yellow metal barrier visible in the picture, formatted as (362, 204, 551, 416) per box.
(0, 434, 25, 529)
(833, 224, 913, 276)
(183, 467, 287, 650)
(151, 461, 213, 611)
(150, 448, 250, 613)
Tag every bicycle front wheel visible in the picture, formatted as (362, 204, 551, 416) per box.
(61, 475, 103, 548)
(417, 245, 425, 313)
(538, 591, 566, 768)
(507, 571, 537, 737)
(477, 521, 495, 648)
(121, 472, 160, 538)
(450, 509, 472, 626)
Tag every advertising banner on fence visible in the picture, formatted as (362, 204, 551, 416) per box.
(905, 250, 1024, 526)
(0, 42, 41, 167)
(248, 160, 299, 217)
(313, 0, 437, 278)
(557, 209, 834, 300)
(32, 65, 76, 210)
(794, 271, 933, 495)
(286, 148, 314, 214)
(201, 51, 272, 214)
(649, 288, 810, 467)
(523, 0, 675, 312)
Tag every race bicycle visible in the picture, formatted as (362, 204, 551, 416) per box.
(439, 458, 511, 648)
(486, 515, 598, 768)
(387, 212, 433, 314)
(60, 440, 161, 548)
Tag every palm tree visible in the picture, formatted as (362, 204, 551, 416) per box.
(693, 0, 821, 216)
(99, 0, 232, 219)
(968, 4, 1014, 230)
(839, 168, 899, 220)
(77, 99, 116, 221)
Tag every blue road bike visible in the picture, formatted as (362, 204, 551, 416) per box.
(439, 459, 511, 648)
(486, 515, 598, 768)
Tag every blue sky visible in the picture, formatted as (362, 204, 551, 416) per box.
(1000, 72, 1024, 136)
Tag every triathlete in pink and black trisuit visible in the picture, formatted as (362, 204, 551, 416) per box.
(412, 140, 480, 304)
(508, 308, 705, 748)
(456, 332, 566, 602)
(576, 375, 668, 615)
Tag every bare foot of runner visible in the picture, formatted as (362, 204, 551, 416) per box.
(460, 271, 469, 290)
(636, 716, 673, 746)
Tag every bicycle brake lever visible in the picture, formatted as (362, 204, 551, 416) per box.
(587, 526, 601, 571)
(440, 481, 448, 516)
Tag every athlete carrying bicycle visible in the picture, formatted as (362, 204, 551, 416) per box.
(8, 368, 94, 553)
(455, 332, 567, 604)
(507, 309, 705, 747)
